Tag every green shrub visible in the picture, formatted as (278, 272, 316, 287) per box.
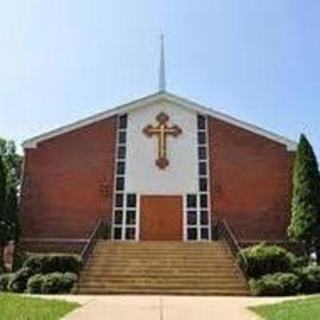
(8, 267, 35, 293)
(250, 276, 284, 296)
(23, 254, 81, 274)
(239, 243, 297, 278)
(0, 273, 13, 292)
(41, 272, 78, 294)
(26, 274, 45, 294)
(63, 272, 78, 292)
(296, 265, 320, 294)
(250, 272, 300, 296)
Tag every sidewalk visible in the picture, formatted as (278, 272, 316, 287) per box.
(37, 295, 296, 320)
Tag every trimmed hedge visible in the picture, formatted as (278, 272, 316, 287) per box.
(8, 267, 36, 293)
(27, 272, 78, 294)
(26, 274, 45, 294)
(0, 273, 13, 292)
(250, 272, 301, 296)
(239, 243, 297, 278)
(296, 265, 320, 294)
(23, 254, 81, 275)
(42, 272, 78, 294)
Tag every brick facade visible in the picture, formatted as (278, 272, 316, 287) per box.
(20, 116, 117, 242)
(208, 117, 295, 241)
(20, 108, 295, 248)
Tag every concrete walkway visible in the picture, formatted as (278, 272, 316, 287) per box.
(38, 295, 297, 320)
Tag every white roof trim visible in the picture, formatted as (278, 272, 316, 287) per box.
(22, 91, 297, 151)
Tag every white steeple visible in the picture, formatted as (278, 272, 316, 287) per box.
(158, 34, 166, 92)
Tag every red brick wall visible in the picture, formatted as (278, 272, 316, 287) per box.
(20, 116, 117, 240)
(208, 117, 295, 241)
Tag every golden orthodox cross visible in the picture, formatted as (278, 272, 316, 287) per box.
(143, 112, 182, 169)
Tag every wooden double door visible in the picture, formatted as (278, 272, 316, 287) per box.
(140, 195, 183, 241)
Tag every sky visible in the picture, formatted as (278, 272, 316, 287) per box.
(0, 0, 319, 159)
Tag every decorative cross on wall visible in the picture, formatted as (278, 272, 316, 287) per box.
(143, 112, 182, 169)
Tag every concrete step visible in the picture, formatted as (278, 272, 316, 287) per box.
(78, 281, 247, 290)
(77, 287, 249, 296)
(80, 272, 243, 279)
(79, 278, 246, 287)
(77, 241, 249, 296)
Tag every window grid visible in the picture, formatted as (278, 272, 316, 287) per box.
(112, 114, 138, 241)
(185, 114, 211, 241)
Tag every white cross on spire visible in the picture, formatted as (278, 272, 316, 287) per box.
(158, 34, 166, 92)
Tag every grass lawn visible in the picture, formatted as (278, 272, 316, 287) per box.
(250, 296, 320, 320)
(0, 293, 79, 320)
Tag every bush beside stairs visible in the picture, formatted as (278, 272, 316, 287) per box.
(77, 241, 249, 295)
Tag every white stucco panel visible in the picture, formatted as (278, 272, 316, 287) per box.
(125, 100, 198, 194)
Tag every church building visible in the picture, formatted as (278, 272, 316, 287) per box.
(20, 88, 296, 250)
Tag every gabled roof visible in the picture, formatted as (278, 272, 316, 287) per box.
(22, 91, 297, 151)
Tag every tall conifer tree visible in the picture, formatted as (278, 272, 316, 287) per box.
(0, 154, 8, 267)
(288, 134, 320, 253)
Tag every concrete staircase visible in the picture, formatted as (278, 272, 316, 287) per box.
(77, 241, 249, 295)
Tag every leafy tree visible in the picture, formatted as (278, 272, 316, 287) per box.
(288, 134, 320, 256)
(0, 138, 22, 187)
(0, 139, 22, 270)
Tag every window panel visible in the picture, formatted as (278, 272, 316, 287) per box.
(117, 162, 125, 175)
(197, 115, 206, 130)
(200, 194, 208, 208)
(127, 193, 137, 208)
(199, 178, 208, 192)
(114, 227, 122, 240)
(118, 131, 127, 144)
(200, 228, 209, 240)
(126, 210, 136, 225)
(187, 228, 198, 241)
(115, 193, 124, 208)
(187, 211, 197, 225)
(198, 131, 206, 145)
(125, 227, 136, 240)
(199, 162, 207, 176)
(119, 114, 127, 129)
(116, 177, 125, 191)
(198, 146, 207, 160)
(117, 146, 126, 159)
(187, 194, 197, 208)
(114, 210, 123, 224)
(200, 211, 209, 225)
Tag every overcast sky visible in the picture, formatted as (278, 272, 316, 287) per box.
(0, 0, 319, 159)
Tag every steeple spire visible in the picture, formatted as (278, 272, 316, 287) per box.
(158, 34, 166, 92)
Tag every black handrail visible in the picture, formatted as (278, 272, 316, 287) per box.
(80, 218, 104, 267)
(216, 218, 248, 279)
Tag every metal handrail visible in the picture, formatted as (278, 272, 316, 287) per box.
(216, 218, 248, 279)
(80, 218, 104, 267)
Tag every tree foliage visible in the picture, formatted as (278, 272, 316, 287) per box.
(0, 139, 22, 268)
(288, 134, 320, 246)
(0, 155, 9, 242)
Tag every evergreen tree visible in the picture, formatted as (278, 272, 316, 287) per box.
(288, 134, 320, 253)
(0, 154, 9, 267)
(6, 184, 19, 241)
